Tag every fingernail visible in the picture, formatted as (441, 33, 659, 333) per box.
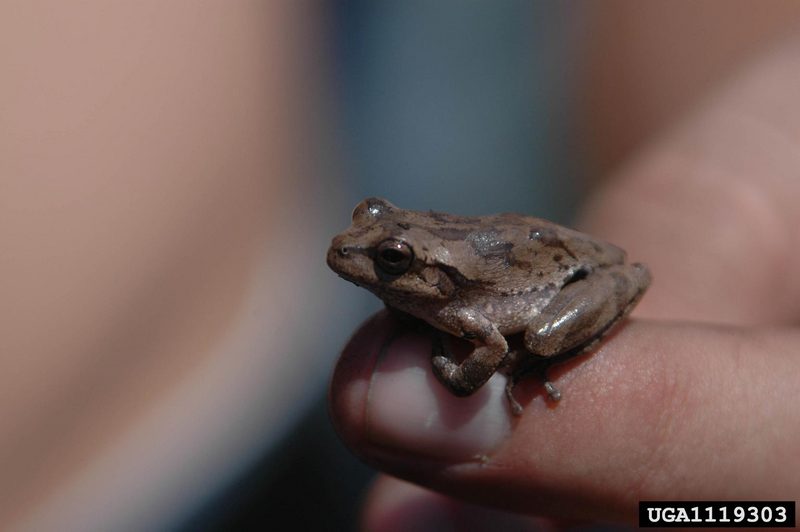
(363, 331, 512, 461)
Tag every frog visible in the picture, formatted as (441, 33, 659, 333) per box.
(327, 197, 651, 414)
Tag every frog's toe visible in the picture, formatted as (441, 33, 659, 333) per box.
(431, 356, 476, 397)
(431, 355, 456, 381)
(504, 379, 524, 416)
(544, 381, 562, 401)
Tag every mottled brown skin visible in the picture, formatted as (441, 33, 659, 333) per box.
(327, 198, 651, 414)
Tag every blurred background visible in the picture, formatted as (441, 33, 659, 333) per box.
(3, 1, 800, 531)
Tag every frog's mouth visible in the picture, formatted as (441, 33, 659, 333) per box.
(335, 273, 361, 288)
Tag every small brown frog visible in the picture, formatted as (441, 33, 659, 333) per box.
(327, 198, 650, 414)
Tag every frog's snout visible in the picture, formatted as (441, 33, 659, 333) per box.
(327, 235, 356, 270)
(326, 239, 343, 270)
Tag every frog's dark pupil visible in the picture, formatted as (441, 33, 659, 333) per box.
(381, 249, 405, 263)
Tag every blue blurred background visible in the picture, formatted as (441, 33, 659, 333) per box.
(183, 2, 582, 530)
(334, 1, 581, 220)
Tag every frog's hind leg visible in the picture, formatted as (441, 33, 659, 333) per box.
(521, 263, 650, 398)
(525, 263, 649, 358)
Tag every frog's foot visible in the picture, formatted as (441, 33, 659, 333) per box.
(504, 360, 562, 414)
(432, 355, 474, 396)
(431, 318, 508, 397)
(431, 331, 476, 396)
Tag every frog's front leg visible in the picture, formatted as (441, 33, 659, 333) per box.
(431, 309, 508, 396)
(522, 263, 651, 399)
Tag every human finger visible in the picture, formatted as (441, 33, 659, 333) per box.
(330, 312, 800, 523)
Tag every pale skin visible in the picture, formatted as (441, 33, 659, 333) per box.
(0, 2, 318, 528)
(328, 37, 800, 527)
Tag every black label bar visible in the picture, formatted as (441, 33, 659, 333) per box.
(639, 501, 795, 528)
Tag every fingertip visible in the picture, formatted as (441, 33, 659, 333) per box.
(328, 309, 396, 450)
(328, 311, 513, 464)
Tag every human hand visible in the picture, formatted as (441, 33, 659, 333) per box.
(328, 40, 800, 529)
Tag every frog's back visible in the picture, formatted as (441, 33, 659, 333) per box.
(496, 212, 627, 272)
(415, 209, 624, 296)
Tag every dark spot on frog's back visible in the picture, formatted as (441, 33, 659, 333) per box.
(428, 210, 451, 224)
(466, 230, 514, 258)
(427, 210, 473, 225)
(427, 225, 473, 241)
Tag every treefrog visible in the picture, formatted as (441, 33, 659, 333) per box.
(327, 198, 650, 414)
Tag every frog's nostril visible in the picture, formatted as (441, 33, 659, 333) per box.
(339, 247, 349, 256)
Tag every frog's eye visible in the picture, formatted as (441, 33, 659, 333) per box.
(375, 239, 414, 275)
